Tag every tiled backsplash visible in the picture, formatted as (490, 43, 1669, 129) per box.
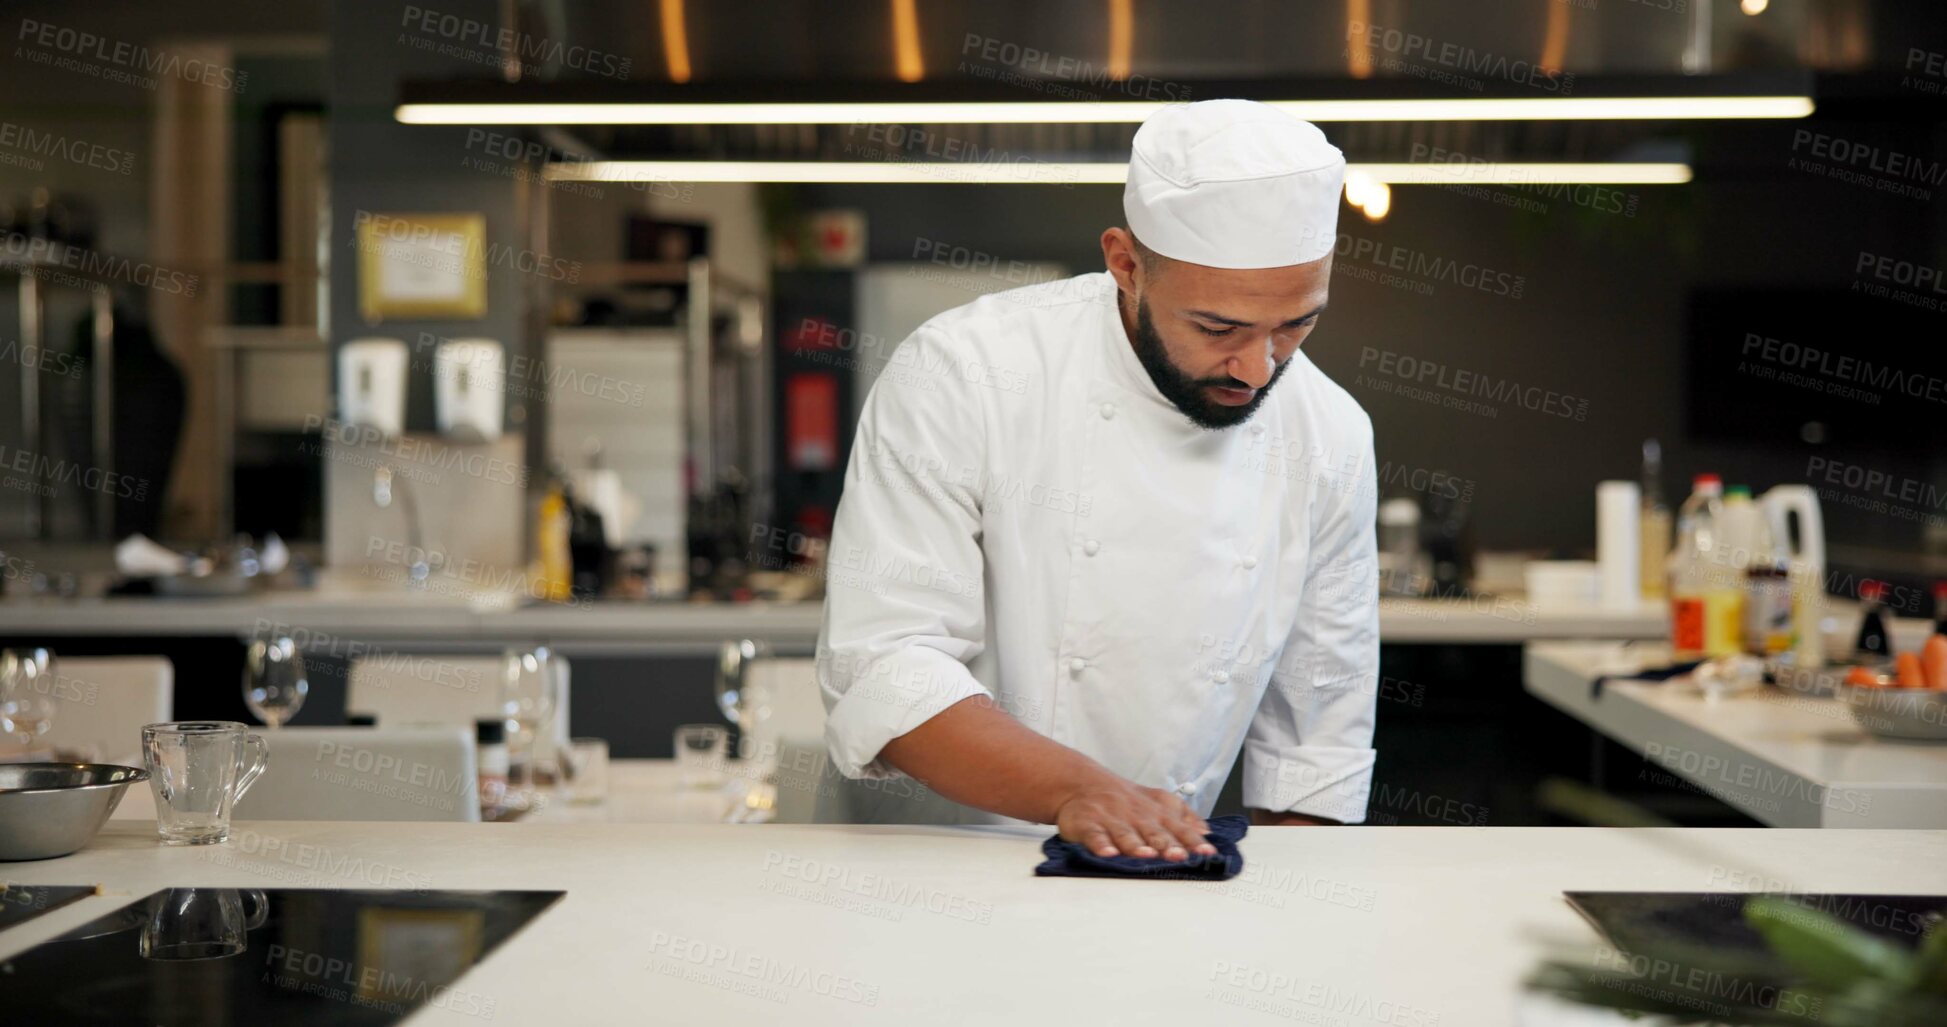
(323, 431, 526, 586)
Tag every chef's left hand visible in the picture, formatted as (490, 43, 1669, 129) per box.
(1249, 809, 1340, 827)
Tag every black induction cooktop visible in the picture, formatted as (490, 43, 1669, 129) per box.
(0, 888, 563, 1026)
(0, 883, 97, 931)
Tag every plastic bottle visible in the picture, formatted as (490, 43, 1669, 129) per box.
(1717, 485, 1775, 654)
(1735, 493, 1793, 656)
(476, 717, 509, 817)
(1854, 580, 1893, 661)
(1669, 474, 1741, 659)
(1638, 440, 1671, 601)
(532, 476, 573, 602)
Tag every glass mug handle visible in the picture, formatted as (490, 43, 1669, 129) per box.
(240, 888, 270, 930)
(233, 732, 269, 802)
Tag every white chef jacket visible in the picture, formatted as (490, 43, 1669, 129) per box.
(816, 271, 1379, 825)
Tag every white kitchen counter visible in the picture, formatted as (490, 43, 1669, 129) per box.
(0, 590, 1670, 650)
(0, 592, 826, 655)
(105, 759, 753, 826)
(2, 821, 1941, 1024)
(1525, 641, 1947, 828)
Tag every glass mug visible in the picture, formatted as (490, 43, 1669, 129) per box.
(141, 722, 269, 845)
(140, 887, 269, 961)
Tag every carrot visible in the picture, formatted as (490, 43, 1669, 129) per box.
(1845, 665, 1885, 688)
(1895, 651, 1926, 688)
(1923, 635, 1947, 689)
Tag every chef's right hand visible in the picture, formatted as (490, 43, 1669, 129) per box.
(1055, 779, 1218, 862)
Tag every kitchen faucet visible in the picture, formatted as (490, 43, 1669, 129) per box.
(372, 464, 437, 584)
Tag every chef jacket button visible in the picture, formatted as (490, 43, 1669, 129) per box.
(1083, 539, 1100, 556)
(1176, 782, 1198, 797)
(1099, 402, 1116, 420)
(1250, 422, 1266, 435)
(1213, 669, 1231, 684)
(1069, 657, 1087, 674)
(1243, 555, 1259, 570)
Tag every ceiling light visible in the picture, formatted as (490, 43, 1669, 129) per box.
(546, 160, 1694, 185)
(399, 95, 1812, 126)
(1360, 182, 1392, 221)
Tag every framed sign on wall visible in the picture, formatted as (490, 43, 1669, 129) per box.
(355, 211, 488, 321)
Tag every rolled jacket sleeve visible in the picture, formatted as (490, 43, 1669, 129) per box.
(1242, 413, 1380, 821)
(818, 328, 994, 780)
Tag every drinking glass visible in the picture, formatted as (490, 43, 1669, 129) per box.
(0, 648, 57, 751)
(140, 887, 268, 961)
(141, 722, 269, 845)
(243, 637, 308, 728)
(565, 737, 609, 805)
(501, 647, 560, 802)
(675, 724, 728, 788)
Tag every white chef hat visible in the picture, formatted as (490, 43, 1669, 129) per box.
(1123, 99, 1346, 269)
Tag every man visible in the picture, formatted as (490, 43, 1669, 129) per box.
(817, 99, 1378, 861)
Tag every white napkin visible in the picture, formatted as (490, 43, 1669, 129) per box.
(113, 534, 192, 577)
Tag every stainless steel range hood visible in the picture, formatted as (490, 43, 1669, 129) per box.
(393, 1, 1943, 178)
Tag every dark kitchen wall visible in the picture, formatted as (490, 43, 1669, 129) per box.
(325, 0, 530, 435)
(797, 121, 1947, 579)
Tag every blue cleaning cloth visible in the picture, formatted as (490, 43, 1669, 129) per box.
(1033, 814, 1249, 880)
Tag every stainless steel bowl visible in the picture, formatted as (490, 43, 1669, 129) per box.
(1839, 686, 1947, 742)
(0, 763, 149, 861)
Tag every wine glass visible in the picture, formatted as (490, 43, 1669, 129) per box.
(501, 647, 560, 804)
(243, 637, 308, 728)
(714, 638, 773, 761)
(0, 648, 57, 753)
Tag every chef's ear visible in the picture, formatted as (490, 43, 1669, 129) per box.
(1101, 226, 1148, 299)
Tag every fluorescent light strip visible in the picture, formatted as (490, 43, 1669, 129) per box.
(545, 160, 1693, 185)
(398, 95, 1811, 125)
(1358, 162, 1693, 185)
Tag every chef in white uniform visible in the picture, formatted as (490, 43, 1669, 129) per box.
(817, 99, 1378, 861)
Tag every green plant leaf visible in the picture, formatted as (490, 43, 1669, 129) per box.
(1745, 896, 1913, 992)
(1912, 920, 1947, 995)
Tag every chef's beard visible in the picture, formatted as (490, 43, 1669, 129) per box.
(1129, 295, 1291, 430)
